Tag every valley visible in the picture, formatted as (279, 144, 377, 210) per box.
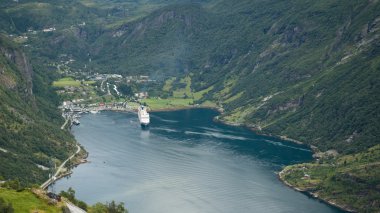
(0, 0, 379, 212)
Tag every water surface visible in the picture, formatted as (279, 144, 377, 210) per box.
(53, 109, 344, 213)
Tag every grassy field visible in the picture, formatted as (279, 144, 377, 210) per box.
(0, 188, 61, 213)
(199, 100, 218, 108)
(145, 75, 219, 110)
(162, 77, 176, 92)
(223, 91, 244, 104)
(172, 76, 192, 98)
(142, 98, 193, 110)
(52, 77, 95, 87)
(139, 98, 218, 111)
(193, 85, 214, 101)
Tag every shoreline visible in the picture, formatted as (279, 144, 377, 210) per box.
(41, 143, 89, 190)
(212, 110, 355, 213)
(212, 114, 310, 147)
(47, 154, 89, 189)
(278, 170, 355, 213)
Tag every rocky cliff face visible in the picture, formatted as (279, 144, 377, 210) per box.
(0, 46, 33, 96)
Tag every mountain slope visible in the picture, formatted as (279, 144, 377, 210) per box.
(0, 35, 76, 185)
(214, 0, 380, 154)
(92, 0, 380, 153)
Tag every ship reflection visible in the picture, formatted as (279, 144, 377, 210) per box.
(140, 128, 150, 139)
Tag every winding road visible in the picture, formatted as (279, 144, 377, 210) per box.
(66, 201, 87, 213)
(40, 144, 81, 190)
(61, 117, 70, 129)
(40, 144, 86, 212)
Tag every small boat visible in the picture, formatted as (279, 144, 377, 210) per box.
(72, 119, 80, 125)
(90, 110, 99, 114)
(138, 105, 150, 127)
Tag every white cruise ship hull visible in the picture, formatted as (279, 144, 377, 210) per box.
(138, 106, 150, 127)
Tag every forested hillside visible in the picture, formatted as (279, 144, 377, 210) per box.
(89, 0, 380, 154)
(0, 35, 76, 185)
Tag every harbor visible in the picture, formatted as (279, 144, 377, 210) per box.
(59, 101, 137, 129)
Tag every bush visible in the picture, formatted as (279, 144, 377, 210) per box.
(77, 200, 88, 211)
(89, 201, 127, 213)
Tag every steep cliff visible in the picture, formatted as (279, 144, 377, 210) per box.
(0, 35, 76, 185)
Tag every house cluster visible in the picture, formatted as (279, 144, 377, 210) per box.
(125, 75, 155, 83)
(134, 92, 149, 99)
(60, 100, 129, 112)
(62, 100, 82, 108)
(61, 100, 95, 112)
(57, 86, 80, 95)
(88, 73, 123, 81)
(86, 74, 155, 86)
(27, 29, 38, 34)
(56, 85, 89, 100)
(7, 34, 28, 42)
(42, 27, 56, 32)
(62, 59, 76, 65)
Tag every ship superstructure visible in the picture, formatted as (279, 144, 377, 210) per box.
(138, 105, 150, 127)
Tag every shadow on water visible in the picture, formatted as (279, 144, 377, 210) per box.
(140, 125, 150, 130)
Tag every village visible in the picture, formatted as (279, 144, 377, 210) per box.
(54, 71, 157, 127)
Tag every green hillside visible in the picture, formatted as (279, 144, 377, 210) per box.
(88, 0, 380, 154)
(0, 35, 76, 185)
(0, 188, 61, 212)
(280, 145, 380, 212)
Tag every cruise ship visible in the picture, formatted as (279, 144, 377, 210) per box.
(138, 105, 150, 127)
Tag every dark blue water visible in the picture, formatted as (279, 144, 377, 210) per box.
(52, 109, 344, 213)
